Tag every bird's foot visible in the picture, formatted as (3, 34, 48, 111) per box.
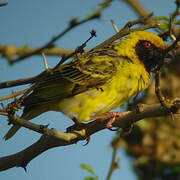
(90, 111, 131, 131)
(106, 112, 125, 131)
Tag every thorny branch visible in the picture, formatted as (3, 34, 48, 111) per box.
(0, 102, 179, 171)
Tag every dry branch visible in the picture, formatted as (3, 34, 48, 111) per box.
(0, 11, 179, 174)
(1, 102, 179, 171)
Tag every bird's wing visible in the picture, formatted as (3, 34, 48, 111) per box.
(60, 56, 115, 87)
(22, 45, 122, 106)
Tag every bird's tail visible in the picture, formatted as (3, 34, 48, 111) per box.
(3, 111, 32, 141)
(3, 103, 50, 140)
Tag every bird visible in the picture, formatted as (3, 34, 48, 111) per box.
(4, 30, 165, 140)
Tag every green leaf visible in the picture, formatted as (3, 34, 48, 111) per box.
(80, 164, 94, 175)
(153, 16, 169, 21)
(84, 176, 96, 180)
(159, 21, 169, 31)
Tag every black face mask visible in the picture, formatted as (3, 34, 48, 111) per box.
(135, 40, 165, 72)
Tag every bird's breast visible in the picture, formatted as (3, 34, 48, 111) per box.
(58, 62, 150, 122)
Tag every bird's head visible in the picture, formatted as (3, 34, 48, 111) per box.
(134, 31, 165, 72)
(117, 31, 166, 73)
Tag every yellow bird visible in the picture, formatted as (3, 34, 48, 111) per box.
(4, 31, 165, 140)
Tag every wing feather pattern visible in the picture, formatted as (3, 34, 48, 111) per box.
(22, 43, 122, 108)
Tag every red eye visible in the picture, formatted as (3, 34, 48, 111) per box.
(145, 41, 151, 48)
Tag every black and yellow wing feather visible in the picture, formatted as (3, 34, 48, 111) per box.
(22, 45, 119, 112)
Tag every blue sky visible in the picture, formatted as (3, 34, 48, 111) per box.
(0, 0, 175, 179)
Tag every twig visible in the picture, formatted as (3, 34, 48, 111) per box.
(54, 30, 96, 68)
(0, 45, 74, 59)
(91, 14, 158, 52)
(1, 0, 112, 64)
(169, 16, 177, 41)
(0, 110, 7, 116)
(123, 0, 150, 18)
(0, 67, 54, 89)
(0, 102, 179, 171)
(0, 88, 31, 101)
(123, 13, 153, 29)
(7, 1, 110, 65)
(0, 2, 8, 7)
(154, 71, 180, 121)
(155, 71, 169, 108)
(106, 140, 119, 180)
(165, 31, 180, 53)
(9, 19, 97, 64)
(0, 74, 41, 89)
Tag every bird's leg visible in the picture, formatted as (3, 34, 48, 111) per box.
(106, 112, 131, 131)
(66, 116, 83, 132)
(90, 111, 131, 131)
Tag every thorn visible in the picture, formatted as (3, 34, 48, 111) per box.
(22, 165, 27, 172)
(40, 124, 49, 131)
(42, 52, 49, 70)
(83, 136, 91, 146)
(44, 123, 50, 128)
(110, 19, 119, 33)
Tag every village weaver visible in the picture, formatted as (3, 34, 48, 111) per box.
(4, 31, 165, 140)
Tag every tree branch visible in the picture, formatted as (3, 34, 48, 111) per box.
(0, 2, 8, 7)
(90, 15, 158, 52)
(0, 16, 159, 90)
(1, 0, 112, 65)
(0, 102, 179, 171)
(123, 0, 149, 18)
(0, 88, 31, 101)
(0, 45, 74, 60)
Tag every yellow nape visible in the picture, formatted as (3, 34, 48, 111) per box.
(114, 31, 165, 64)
